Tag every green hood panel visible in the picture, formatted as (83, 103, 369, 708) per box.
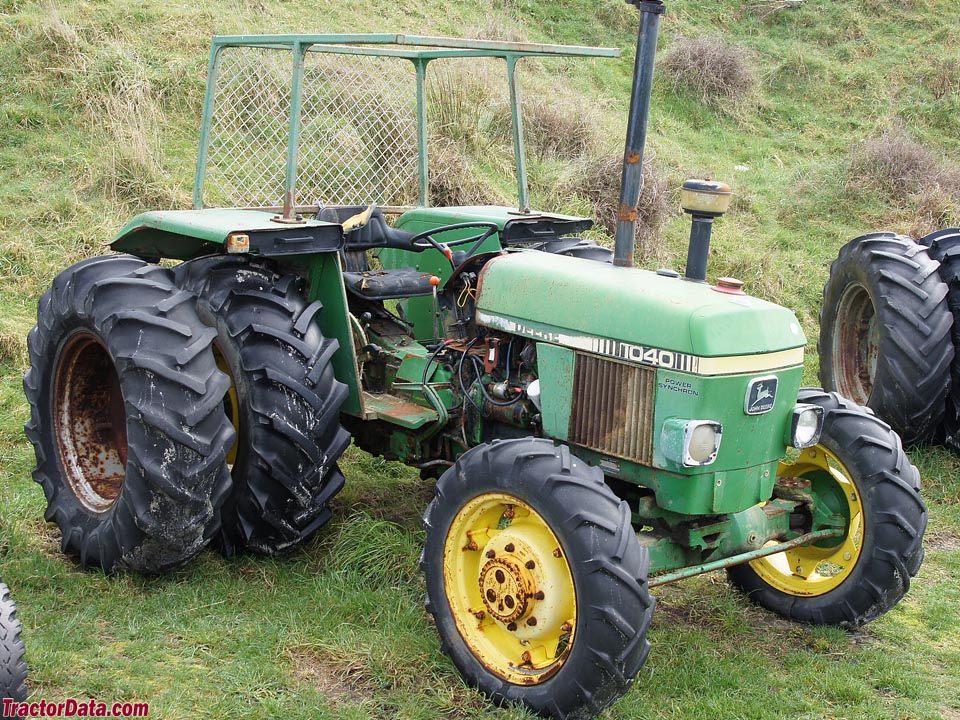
(476, 251, 806, 360)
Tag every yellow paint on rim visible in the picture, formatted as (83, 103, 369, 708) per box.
(750, 446, 863, 596)
(213, 345, 240, 467)
(443, 492, 576, 685)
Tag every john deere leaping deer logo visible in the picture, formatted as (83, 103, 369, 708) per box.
(746, 377, 778, 415)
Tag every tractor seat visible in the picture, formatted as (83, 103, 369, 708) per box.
(342, 267, 437, 301)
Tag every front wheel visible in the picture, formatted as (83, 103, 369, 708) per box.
(422, 439, 653, 720)
(728, 389, 926, 628)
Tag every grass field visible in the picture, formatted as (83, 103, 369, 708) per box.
(1, 0, 960, 718)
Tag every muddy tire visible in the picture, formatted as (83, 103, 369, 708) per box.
(918, 228, 960, 449)
(818, 232, 952, 445)
(728, 389, 926, 628)
(0, 580, 27, 705)
(23, 256, 234, 574)
(422, 438, 653, 720)
(174, 256, 350, 555)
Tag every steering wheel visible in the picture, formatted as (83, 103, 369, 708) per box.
(408, 222, 500, 266)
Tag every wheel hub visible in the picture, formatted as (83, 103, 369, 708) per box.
(479, 551, 535, 624)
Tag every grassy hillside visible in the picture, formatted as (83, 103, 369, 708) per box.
(1, 0, 959, 718)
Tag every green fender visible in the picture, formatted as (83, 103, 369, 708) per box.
(110, 208, 343, 260)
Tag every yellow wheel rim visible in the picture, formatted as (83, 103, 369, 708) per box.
(213, 345, 240, 468)
(751, 446, 863, 597)
(443, 492, 577, 685)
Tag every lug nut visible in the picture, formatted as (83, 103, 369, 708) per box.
(507, 622, 517, 631)
(534, 591, 545, 600)
(486, 550, 496, 559)
(525, 560, 535, 570)
(504, 543, 515, 553)
(526, 617, 537, 627)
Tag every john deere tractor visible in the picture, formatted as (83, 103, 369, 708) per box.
(24, 3, 927, 718)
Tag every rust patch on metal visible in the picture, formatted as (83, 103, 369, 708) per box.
(625, 151, 641, 164)
(53, 331, 127, 514)
(617, 203, 639, 222)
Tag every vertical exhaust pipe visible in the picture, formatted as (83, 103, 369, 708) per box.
(614, 0, 665, 268)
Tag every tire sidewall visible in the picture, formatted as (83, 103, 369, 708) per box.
(424, 439, 649, 717)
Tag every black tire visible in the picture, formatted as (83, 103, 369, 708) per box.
(528, 237, 614, 264)
(0, 581, 27, 707)
(728, 389, 926, 628)
(422, 438, 653, 720)
(174, 256, 350, 555)
(23, 255, 235, 574)
(818, 231, 952, 445)
(918, 228, 960, 449)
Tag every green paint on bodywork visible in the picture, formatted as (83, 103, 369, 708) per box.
(381, 206, 592, 341)
(536, 344, 574, 440)
(300, 253, 363, 416)
(110, 208, 339, 260)
(477, 251, 806, 357)
(641, 500, 794, 575)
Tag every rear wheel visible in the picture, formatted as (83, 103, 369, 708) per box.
(422, 439, 653, 719)
(528, 237, 613, 263)
(918, 228, 960, 448)
(175, 256, 350, 555)
(23, 256, 234, 573)
(818, 232, 952, 445)
(728, 389, 926, 627)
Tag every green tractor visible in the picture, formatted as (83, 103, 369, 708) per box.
(24, 3, 926, 718)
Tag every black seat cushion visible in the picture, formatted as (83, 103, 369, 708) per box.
(342, 267, 436, 300)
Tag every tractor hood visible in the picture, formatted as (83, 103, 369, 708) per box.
(476, 251, 805, 374)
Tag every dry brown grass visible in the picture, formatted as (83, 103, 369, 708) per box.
(556, 150, 671, 262)
(660, 36, 760, 108)
(427, 138, 510, 208)
(849, 129, 940, 196)
(847, 128, 960, 236)
(521, 91, 601, 161)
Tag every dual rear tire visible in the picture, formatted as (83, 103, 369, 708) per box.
(24, 254, 349, 573)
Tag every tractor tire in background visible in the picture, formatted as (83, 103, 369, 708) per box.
(175, 256, 351, 556)
(527, 237, 614, 263)
(23, 256, 235, 574)
(422, 438, 654, 720)
(0, 580, 27, 707)
(918, 228, 960, 449)
(818, 231, 952, 445)
(728, 389, 926, 628)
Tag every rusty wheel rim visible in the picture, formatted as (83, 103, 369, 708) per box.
(53, 331, 127, 514)
(832, 282, 878, 406)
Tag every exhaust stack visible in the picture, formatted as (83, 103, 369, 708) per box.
(614, 0, 665, 268)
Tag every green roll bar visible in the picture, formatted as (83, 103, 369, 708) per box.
(192, 34, 619, 218)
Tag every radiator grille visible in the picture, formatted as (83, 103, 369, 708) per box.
(569, 353, 656, 464)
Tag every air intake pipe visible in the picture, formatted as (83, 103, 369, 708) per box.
(680, 179, 732, 282)
(614, 0, 665, 268)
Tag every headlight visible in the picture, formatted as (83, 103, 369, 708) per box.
(661, 419, 723, 467)
(788, 404, 824, 448)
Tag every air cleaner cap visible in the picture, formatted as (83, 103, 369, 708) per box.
(680, 179, 732, 217)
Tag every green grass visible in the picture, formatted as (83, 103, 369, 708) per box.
(2, 0, 960, 718)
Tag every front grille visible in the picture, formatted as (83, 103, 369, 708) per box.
(569, 353, 656, 464)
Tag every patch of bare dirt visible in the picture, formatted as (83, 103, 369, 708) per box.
(288, 646, 378, 709)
